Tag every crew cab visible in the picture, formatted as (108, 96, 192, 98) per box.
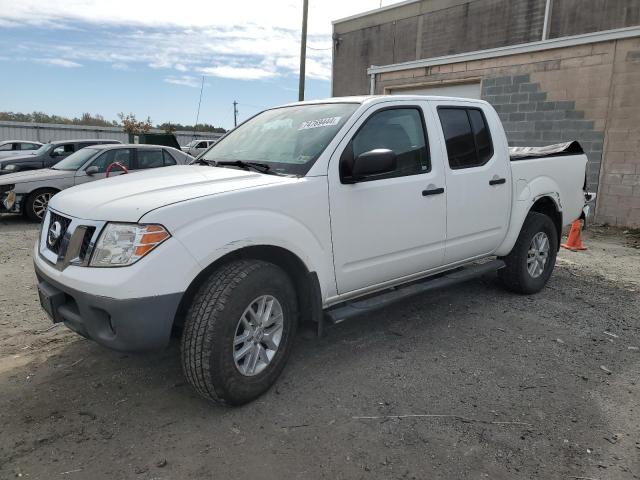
(33, 96, 588, 406)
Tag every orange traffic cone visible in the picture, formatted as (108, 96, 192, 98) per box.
(561, 219, 587, 251)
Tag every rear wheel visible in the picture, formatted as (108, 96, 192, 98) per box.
(498, 212, 558, 294)
(181, 260, 298, 405)
(25, 188, 57, 221)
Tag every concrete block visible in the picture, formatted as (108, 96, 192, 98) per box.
(534, 121, 553, 130)
(621, 174, 640, 186)
(518, 103, 537, 112)
(528, 92, 547, 102)
(519, 83, 539, 93)
(512, 74, 530, 85)
(537, 102, 556, 111)
(511, 93, 529, 103)
(608, 184, 634, 196)
(603, 173, 623, 185)
(510, 112, 526, 122)
(607, 163, 636, 175)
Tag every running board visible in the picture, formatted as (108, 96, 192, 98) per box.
(324, 259, 505, 326)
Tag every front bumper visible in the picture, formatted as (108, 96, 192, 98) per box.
(0, 190, 23, 214)
(35, 262, 182, 351)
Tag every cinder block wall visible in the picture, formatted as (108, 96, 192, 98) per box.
(375, 39, 640, 227)
(333, 0, 640, 98)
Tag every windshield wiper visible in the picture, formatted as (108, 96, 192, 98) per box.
(215, 160, 272, 174)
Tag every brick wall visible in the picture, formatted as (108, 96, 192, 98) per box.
(376, 39, 640, 227)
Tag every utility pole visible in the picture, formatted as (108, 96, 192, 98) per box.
(233, 101, 238, 127)
(298, 0, 309, 101)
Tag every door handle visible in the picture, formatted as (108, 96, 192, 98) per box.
(422, 187, 445, 196)
(489, 178, 506, 186)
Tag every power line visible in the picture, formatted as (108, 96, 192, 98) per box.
(192, 75, 205, 141)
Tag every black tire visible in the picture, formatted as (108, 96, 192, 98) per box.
(24, 188, 57, 221)
(498, 212, 558, 294)
(181, 260, 298, 406)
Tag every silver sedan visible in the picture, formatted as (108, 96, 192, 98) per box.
(0, 144, 191, 220)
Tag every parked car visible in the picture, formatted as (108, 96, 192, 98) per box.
(0, 140, 43, 159)
(0, 144, 190, 220)
(0, 139, 121, 175)
(181, 139, 217, 156)
(32, 96, 590, 406)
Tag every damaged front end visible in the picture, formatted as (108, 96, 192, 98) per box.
(0, 184, 23, 214)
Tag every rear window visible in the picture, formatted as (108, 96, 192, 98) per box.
(438, 107, 494, 169)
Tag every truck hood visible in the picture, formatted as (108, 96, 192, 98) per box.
(0, 168, 74, 186)
(49, 165, 292, 222)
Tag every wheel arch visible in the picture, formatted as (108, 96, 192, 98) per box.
(173, 245, 323, 331)
(24, 186, 61, 217)
(528, 196, 562, 248)
(496, 193, 563, 256)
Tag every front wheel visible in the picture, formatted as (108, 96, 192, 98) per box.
(24, 188, 57, 221)
(498, 212, 558, 294)
(181, 260, 298, 405)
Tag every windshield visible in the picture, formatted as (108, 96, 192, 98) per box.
(32, 143, 51, 155)
(52, 148, 99, 171)
(200, 103, 359, 175)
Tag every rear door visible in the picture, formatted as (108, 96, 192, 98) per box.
(431, 101, 511, 264)
(328, 101, 447, 294)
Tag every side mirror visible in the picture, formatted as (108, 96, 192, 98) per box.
(342, 148, 397, 183)
(50, 151, 59, 158)
(85, 166, 99, 176)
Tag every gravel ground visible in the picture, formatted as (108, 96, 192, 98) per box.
(1, 215, 639, 480)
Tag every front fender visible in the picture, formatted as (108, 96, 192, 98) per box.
(143, 207, 335, 300)
(495, 175, 562, 257)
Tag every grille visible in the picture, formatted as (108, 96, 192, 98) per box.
(46, 212, 72, 255)
(79, 226, 96, 262)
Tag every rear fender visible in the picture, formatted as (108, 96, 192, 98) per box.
(495, 175, 562, 257)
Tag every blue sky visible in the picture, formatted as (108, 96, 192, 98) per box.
(0, 0, 402, 130)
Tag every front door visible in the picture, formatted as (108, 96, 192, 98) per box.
(432, 101, 511, 264)
(74, 148, 133, 185)
(328, 102, 447, 294)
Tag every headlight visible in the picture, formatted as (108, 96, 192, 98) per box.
(2, 164, 17, 172)
(90, 223, 170, 267)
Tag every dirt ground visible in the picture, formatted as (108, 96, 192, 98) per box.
(1, 215, 639, 480)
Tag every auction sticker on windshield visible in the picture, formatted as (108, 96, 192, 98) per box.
(299, 117, 341, 130)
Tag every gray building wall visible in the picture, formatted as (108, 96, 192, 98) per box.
(332, 0, 640, 97)
(0, 121, 223, 147)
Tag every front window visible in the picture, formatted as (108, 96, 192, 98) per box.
(200, 103, 359, 175)
(51, 148, 99, 171)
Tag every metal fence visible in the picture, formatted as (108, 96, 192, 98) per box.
(0, 121, 223, 147)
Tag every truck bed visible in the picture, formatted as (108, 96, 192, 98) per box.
(509, 141, 583, 161)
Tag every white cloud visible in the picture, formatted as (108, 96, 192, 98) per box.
(164, 75, 202, 88)
(36, 58, 82, 68)
(199, 65, 278, 81)
(0, 0, 405, 81)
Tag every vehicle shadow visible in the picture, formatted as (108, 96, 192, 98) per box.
(0, 214, 39, 232)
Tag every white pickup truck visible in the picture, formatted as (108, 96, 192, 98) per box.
(33, 96, 588, 405)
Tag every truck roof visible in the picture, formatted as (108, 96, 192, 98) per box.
(279, 95, 490, 108)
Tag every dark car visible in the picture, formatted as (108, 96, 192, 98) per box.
(0, 139, 121, 175)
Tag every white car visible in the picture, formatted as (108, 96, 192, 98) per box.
(181, 139, 217, 157)
(0, 140, 43, 159)
(33, 96, 589, 405)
